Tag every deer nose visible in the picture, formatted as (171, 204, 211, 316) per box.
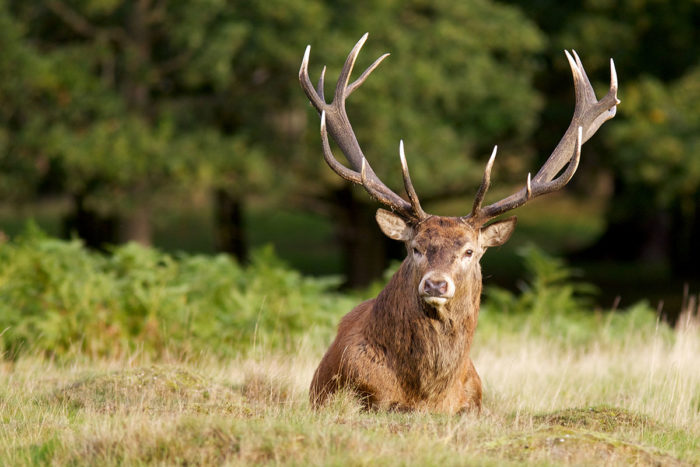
(423, 278, 448, 296)
(419, 273, 455, 306)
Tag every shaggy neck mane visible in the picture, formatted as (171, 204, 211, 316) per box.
(365, 258, 482, 401)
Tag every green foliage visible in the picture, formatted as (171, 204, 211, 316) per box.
(480, 245, 667, 346)
(610, 67, 700, 210)
(0, 229, 673, 360)
(0, 0, 547, 228)
(486, 244, 597, 316)
(0, 227, 352, 359)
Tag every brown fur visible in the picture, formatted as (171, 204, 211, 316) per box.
(310, 214, 515, 413)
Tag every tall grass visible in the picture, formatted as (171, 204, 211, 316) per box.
(1, 324, 697, 465)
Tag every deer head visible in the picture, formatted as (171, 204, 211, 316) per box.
(374, 208, 516, 318)
(301, 34, 619, 411)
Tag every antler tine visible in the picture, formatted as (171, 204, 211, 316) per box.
(470, 146, 497, 218)
(399, 141, 427, 219)
(582, 57, 619, 142)
(335, 32, 368, 102)
(347, 53, 390, 97)
(317, 66, 326, 102)
(610, 58, 619, 96)
(299, 45, 326, 111)
(570, 50, 596, 107)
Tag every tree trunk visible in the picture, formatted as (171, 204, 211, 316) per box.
(119, 201, 152, 246)
(214, 189, 248, 262)
(333, 186, 401, 288)
(64, 191, 154, 248)
(64, 192, 120, 249)
(575, 177, 671, 262)
(670, 197, 700, 278)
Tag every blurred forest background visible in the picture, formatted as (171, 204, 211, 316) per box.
(0, 0, 698, 316)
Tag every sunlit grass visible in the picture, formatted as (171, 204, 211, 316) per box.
(1, 322, 698, 466)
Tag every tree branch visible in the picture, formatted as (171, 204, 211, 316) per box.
(46, 0, 96, 37)
(46, 0, 128, 43)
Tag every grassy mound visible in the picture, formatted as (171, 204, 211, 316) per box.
(49, 366, 240, 415)
(483, 426, 684, 466)
(533, 406, 654, 432)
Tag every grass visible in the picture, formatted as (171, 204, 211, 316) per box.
(1, 320, 698, 466)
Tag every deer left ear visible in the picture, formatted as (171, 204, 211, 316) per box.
(376, 209, 413, 241)
(480, 216, 517, 248)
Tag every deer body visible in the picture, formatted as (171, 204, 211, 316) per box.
(311, 217, 487, 411)
(311, 214, 515, 412)
(311, 295, 480, 413)
(300, 34, 619, 413)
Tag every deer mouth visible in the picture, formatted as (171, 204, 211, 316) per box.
(422, 296, 449, 307)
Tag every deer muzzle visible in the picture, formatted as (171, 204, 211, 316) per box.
(419, 273, 455, 307)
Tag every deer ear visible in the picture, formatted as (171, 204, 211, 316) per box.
(376, 209, 413, 241)
(480, 216, 517, 248)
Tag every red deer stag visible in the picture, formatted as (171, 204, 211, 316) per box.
(300, 34, 619, 413)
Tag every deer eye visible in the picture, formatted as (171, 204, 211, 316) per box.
(463, 249, 474, 258)
(412, 247, 422, 257)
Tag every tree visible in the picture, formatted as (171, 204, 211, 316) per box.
(3, 0, 272, 251)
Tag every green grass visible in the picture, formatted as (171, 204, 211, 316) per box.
(1, 319, 698, 465)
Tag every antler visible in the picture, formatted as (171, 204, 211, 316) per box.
(300, 34, 427, 221)
(467, 50, 620, 224)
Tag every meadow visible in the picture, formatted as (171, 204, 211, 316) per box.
(1, 229, 699, 465)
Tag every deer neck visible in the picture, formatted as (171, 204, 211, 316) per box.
(372, 259, 481, 327)
(366, 259, 481, 398)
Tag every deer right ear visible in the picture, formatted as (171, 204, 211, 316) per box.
(480, 216, 517, 248)
(376, 209, 413, 241)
